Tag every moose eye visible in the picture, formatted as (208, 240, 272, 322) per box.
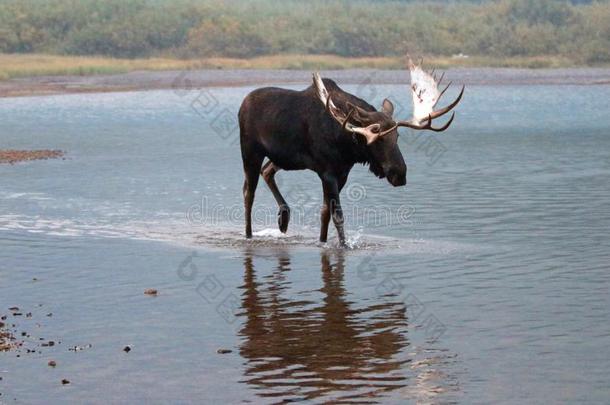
(370, 125, 381, 134)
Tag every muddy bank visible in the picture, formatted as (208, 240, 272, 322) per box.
(1, 68, 610, 98)
(0, 316, 15, 352)
(0, 150, 65, 164)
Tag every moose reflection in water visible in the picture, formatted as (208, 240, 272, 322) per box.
(236, 249, 461, 403)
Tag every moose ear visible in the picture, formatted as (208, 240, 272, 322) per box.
(381, 98, 394, 117)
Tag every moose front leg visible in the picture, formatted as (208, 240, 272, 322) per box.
(319, 173, 347, 246)
(319, 195, 331, 243)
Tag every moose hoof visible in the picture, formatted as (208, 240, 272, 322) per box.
(278, 206, 290, 233)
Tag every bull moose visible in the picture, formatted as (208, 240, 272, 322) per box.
(238, 58, 463, 245)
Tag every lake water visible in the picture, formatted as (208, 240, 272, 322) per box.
(1, 76, 609, 404)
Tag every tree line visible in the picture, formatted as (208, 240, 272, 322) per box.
(0, 0, 608, 64)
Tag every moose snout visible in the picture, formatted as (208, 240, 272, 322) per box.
(387, 168, 407, 187)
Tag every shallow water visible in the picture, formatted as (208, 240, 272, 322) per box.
(1, 77, 610, 403)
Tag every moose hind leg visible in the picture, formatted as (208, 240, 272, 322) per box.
(261, 160, 290, 233)
(243, 155, 264, 238)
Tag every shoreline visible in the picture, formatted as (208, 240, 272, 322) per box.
(0, 150, 65, 164)
(1, 68, 610, 98)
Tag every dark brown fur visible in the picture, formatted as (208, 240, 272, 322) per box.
(239, 78, 406, 245)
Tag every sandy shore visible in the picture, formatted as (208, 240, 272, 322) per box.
(0, 150, 65, 164)
(1, 68, 610, 98)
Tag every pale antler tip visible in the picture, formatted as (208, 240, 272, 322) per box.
(406, 54, 415, 70)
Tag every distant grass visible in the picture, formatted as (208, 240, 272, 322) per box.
(425, 55, 576, 69)
(200, 55, 404, 70)
(0, 53, 590, 80)
(0, 54, 198, 80)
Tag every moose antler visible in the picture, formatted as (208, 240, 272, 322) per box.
(313, 60, 463, 144)
(313, 73, 390, 144)
(394, 56, 464, 132)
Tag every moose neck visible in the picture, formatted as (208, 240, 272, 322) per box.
(337, 131, 386, 179)
(306, 79, 387, 178)
(335, 111, 387, 178)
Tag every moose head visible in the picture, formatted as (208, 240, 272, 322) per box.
(312, 58, 464, 186)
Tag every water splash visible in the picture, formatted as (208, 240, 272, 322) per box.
(0, 214, 479, 255)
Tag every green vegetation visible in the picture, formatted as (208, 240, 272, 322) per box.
(0, 0, 608, 67)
